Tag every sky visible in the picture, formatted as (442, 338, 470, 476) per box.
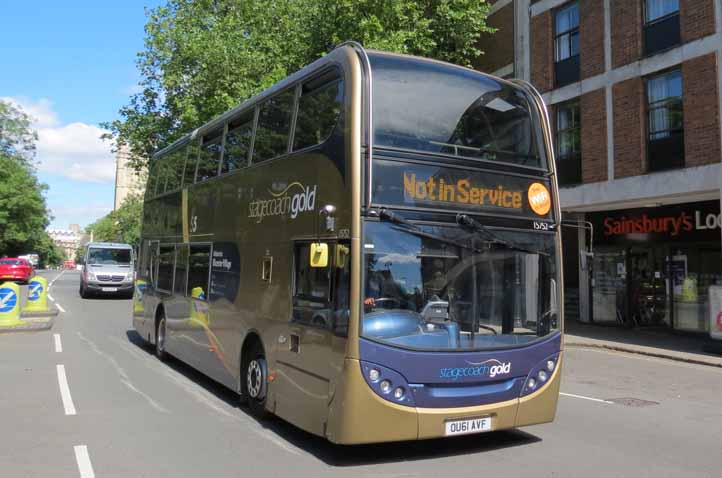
(0, 1, 163, 229)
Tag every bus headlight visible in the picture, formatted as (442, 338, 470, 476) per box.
(520, 353, 559, 397)
(360, 361, 415, 406)
(546, 360, 556, 372)
(393, 387, 405, 400)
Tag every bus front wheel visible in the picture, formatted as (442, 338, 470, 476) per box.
(243, 341, 269, 419)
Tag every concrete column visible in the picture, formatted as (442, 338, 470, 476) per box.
(515, 0, 531, 81)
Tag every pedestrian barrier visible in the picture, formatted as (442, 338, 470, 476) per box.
(0, 282, 25, 327)
(23, 276, 49, 313)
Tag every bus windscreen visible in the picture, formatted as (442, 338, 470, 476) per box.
(370, 53, 545, 169)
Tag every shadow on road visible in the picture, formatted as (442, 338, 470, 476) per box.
(124, 329, 540, 466)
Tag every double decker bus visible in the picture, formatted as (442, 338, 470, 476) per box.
(133, 43, 563, 444)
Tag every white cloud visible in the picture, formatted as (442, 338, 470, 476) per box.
(4, 97, 116, 183)
(1, 96, 59, 128)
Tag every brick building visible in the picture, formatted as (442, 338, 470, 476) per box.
(477, 0, 722, 333)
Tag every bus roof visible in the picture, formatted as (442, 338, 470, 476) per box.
(85, 242, 133, 249)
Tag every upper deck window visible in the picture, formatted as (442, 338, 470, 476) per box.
(197, 129, 223, 182)
(370, 54, 545, 169)
(293, 70, 344, 151)
(253, 89, 294, 163)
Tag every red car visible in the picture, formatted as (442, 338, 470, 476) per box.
(0, 258, 34, 284)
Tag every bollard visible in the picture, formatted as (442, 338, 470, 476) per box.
(0, 282, 25, 327)
(23, 276, 49, 313)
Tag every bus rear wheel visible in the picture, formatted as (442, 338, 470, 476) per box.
(243, 342, 269, 419)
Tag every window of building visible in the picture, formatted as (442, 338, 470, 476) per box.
(555, 101, 582, 186)
(157, 245, 175, 291)
(293, 71, 344, 151)
(644, 0, 680, 56)
(554, 3, 580, 87)
(647, 70, 684, 171)
(196, 130, 223, 182)
(253, 89, 294, 164)
(187, 244, 211, 299)
(222, 111, 254, 173)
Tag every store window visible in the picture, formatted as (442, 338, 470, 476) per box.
(646, 70, 683, 172)
(554, 3, 580, 87)
(644, 0, 680, 56)
(555, 101, 581, 186)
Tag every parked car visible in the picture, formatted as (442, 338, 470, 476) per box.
(0, 258, 34, 284)
(79, 242, 135, 299)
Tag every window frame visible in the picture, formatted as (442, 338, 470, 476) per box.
(196, 129, 224, 183)
(555, 100, 581, 161)
(644, 0, 679, 25)
(221, 108, 256, 172)
(156, 244, 176, 293)
(646, 69, 683, 141)
(291, 68, 345, 153)
(252, 87, 297, 165)
(554, 2, 580, 63)
(186, 242, 213, 301)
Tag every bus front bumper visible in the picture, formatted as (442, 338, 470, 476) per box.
(325, 354, 562, 445)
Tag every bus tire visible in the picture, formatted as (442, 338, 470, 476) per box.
(155, 312, 168, 362)
(243, 341, 269, 419)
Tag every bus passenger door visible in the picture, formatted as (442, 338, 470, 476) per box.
(275, 242, 349, 436)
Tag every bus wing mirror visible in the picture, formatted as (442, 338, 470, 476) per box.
(310, 243, 329, 268)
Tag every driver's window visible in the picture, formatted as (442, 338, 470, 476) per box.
(293, 243, 331, 329)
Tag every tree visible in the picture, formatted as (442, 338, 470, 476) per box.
(0, 100, 59, 264)
(104, 0, 494, 172)
(86, 194, 143, 247)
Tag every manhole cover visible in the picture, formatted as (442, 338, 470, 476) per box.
(606, 397, 659, 407)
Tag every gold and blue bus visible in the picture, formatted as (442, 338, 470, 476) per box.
(133, 43, 563, 444)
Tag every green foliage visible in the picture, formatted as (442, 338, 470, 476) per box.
(0, 100, 59, 265)
(0, 100, 38, 167)
(86, 194, 144, 247)
(104, 0, 494, 172)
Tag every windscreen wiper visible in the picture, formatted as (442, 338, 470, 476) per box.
(377, 209, 479, 253)
(456, 214, 550, 257)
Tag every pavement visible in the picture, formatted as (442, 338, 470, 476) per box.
(565, 320, 722, 368)
(1, 269, 722, 477)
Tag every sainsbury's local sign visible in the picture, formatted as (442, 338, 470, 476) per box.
(590, 201, 722, 244)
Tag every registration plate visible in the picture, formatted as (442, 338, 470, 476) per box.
(102, 287, 118, 292)
(444, 416, 492, 436)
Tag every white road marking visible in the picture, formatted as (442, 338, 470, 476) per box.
(48, 269, 65, 290)
(56, 303, 66, 313)
(73, 445, 95, 478)
(110, 336, 304, 457)
(48, 294, 55, 302)
(560, 392, 614, 404)
(54, 334, 62, 353)
(56, 364, 77, 415)
(77, 332, 169, 414)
